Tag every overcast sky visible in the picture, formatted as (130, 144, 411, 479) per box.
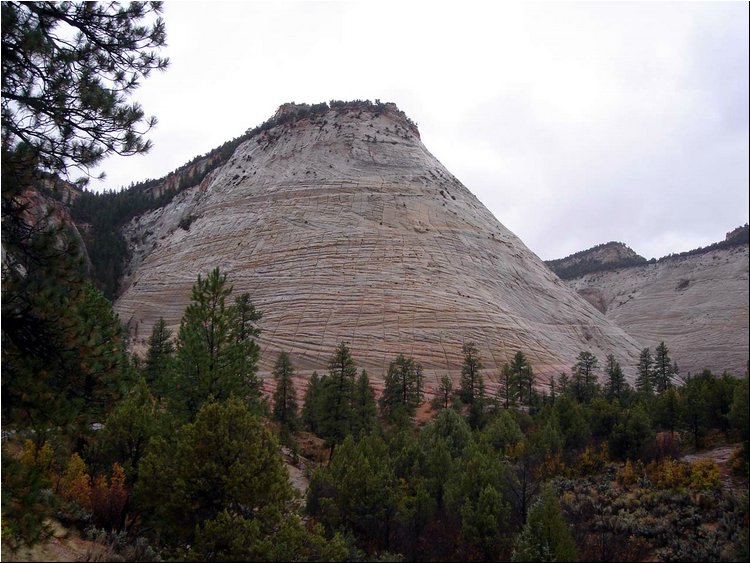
(91, 1, 749, 261)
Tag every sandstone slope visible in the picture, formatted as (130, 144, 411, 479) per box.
(114, 101, 642, 393)
(565, 244, 749, 378)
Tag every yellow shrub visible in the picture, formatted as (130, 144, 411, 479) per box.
(59, 453, 92, 510)
(689, 459, 721, 490)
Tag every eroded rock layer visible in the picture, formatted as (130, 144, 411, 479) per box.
(567, 245, 749, 378)
(115, 102, 642, 392)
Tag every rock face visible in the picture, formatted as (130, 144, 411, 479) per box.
(114, 101, 642, 392)
(564, 244, 749, 378)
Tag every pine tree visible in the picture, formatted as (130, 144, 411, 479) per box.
(499, 362, 517, 409)
(636, 347, 654, 396)
(319, 342, 358, 460)
(653, 341, 674, 393)
(171, 268, 260, 421)
(1, 1, 168, 180)
(459, 342, 484, 405)
(511, 351, 534, 405)
(572, 351, 599, 403)
(271, 351, 299, 433)
(604, 353, 625, 402)
(302, 371, 323, 434)
(144, 318, 174, 401)
(135, 398, 340, 559)
(434, 375, 454, 410)
(351, 370, 377, 439)
(380, 354, 424, 420)
(512, 484, 578, 562)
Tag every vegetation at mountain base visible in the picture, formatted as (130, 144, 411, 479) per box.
(3, 264, 749, 561)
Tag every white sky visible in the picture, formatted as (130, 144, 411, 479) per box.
(91, 1, 749, 261)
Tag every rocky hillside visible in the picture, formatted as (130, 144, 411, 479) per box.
(113, 100, 643, 393)
(555, 227, 749, 377)
(546, 241, 648, 280)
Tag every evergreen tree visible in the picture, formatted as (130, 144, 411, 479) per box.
(636, 347, 654, 396)
(572, 351, 599, 403)
(302, 371, 323, 434)
(459, 342, 484, 405)
(171, 268, 260, 421)
(604, 354, 626, 402)
(271, 351, 299, 433)
(144, 317, 174, 401)
(434, 375, 454, 410)
(512, 484, 578, 562)
(1, 1, 168, 178)
(511, 351, 534, 406)
(87, 377, 160, 482)
(380, 354, 424, 420)
(319, 342, 358, 460)
(499, 362, 517, 409)
(653, 341, 674, 393)
(136, 398, 340, 559)
(351, 370, 377, 439)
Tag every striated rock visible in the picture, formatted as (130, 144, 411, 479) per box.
(114, 101, 643, 394)
(565, 244, 749, 377)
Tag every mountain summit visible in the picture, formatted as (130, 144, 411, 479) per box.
(115, 101, 641, 390)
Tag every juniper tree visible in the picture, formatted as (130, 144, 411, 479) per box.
(271, 351, 299, 433)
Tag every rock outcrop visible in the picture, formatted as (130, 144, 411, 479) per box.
(114, 101, 643, 393)
(557, 230, 749, 378)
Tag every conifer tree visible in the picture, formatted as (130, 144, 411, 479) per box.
(499, 362, 517, 409)
(271, 351, 299, 433)
(136, 398, 341, 560)
(171, 268, 260, 421)
(653, 341, 674, 393)
(459, 342, 484, 405)
(351, 370, 378, 439)
(144, 317, 174, 401)
(511, 351, 534, 405)
(512, 484, 578, 562)
(636, 347, 654, 396)
(434, 375, 454, 410)
(302, 371, 323, 434)
(605, 353, 625, 402)
(572, 351, 599, 403)
(380, 354, 424, 420)
(319, 342, 358, 460)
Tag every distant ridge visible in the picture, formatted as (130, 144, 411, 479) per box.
(546, 224, 749, 280)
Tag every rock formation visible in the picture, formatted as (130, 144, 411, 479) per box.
(114, 101, 643, 393)
(550, 228, 749, 378)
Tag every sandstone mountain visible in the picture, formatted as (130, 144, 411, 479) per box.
(548, 226, 749, 378)
(113, 101, 643, 393)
